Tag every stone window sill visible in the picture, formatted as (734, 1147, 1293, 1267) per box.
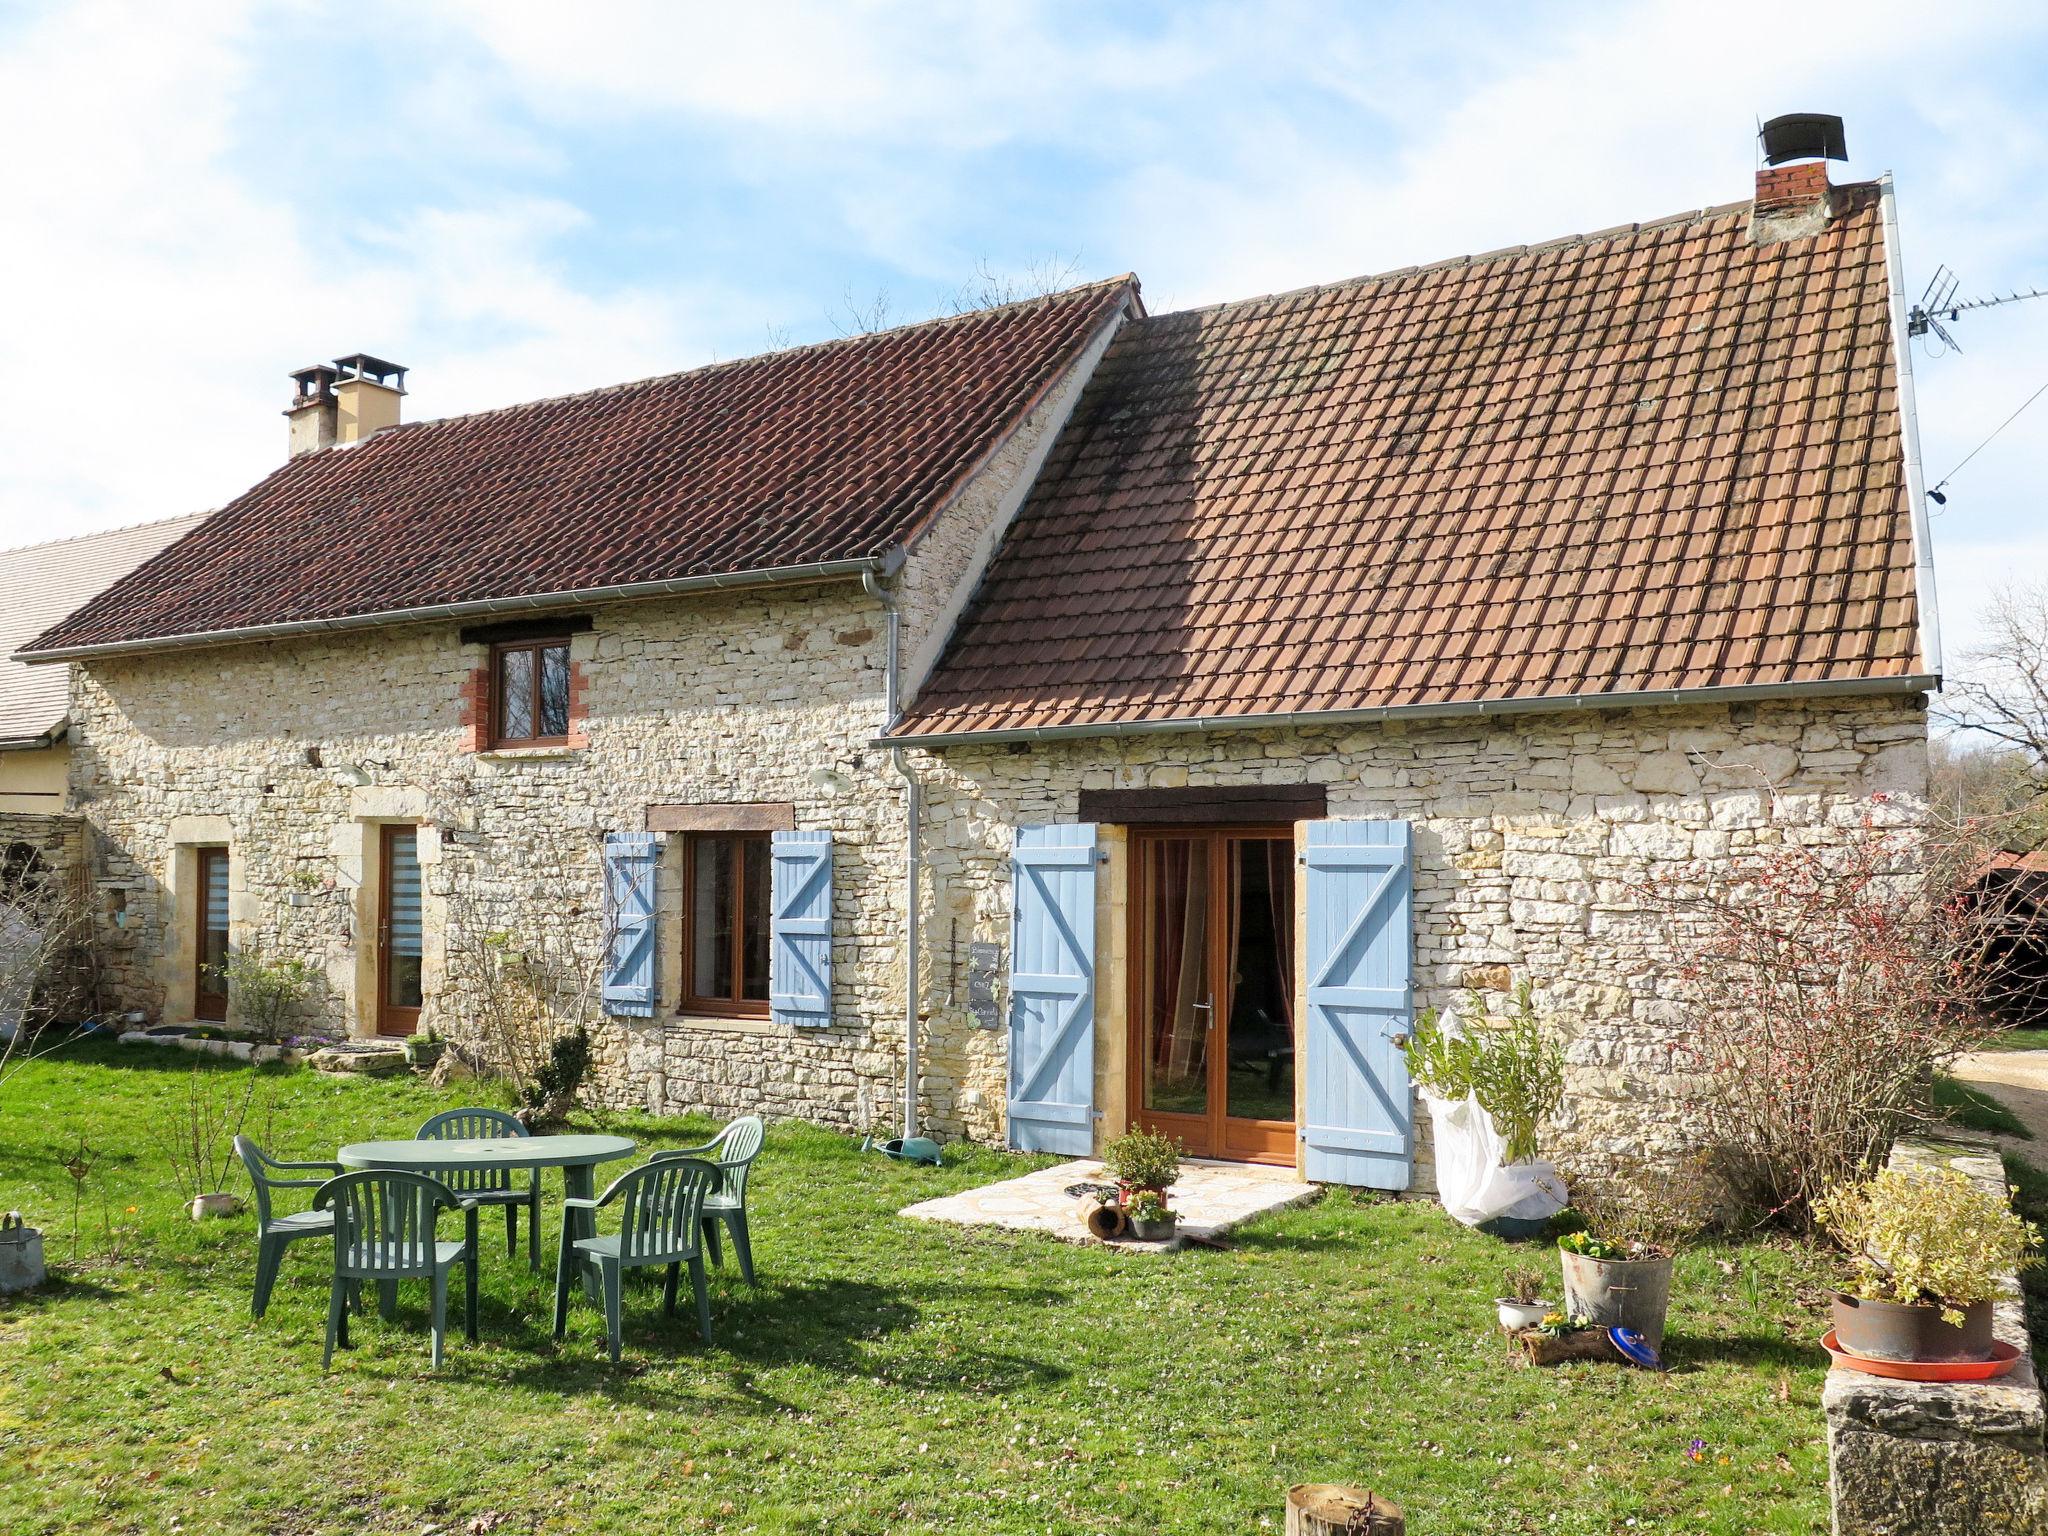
(672, 1012, 779, 1037)
(475, 745, 583, 763)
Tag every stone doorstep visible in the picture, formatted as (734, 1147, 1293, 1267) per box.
(899, 1156, 1322, 1252)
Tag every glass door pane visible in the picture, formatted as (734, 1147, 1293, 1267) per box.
(384, 829, 423, 1011)
(1224, 838, 1296, 1124)
(196, 848, 230, 1020)
(1140, 836, 1210, 1117)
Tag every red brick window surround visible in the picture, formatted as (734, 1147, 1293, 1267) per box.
(490, 635, 572, 748)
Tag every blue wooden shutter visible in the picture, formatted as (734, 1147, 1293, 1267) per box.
(1302, 819, 1414, 1188)
(602, 832, 658, 1018)
(1007, 824, 1098, 1155)
(771, 830, 834, 1027)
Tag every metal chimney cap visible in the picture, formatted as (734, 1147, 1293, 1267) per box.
(1760, 113, 1848, 166)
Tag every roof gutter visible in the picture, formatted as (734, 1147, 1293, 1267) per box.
(880, 673, 1941, 750)
(13, 552, 903, 665)
(1879, 171, 1943, 683)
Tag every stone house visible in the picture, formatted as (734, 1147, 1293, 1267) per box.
(16, 154, 1936, 1189)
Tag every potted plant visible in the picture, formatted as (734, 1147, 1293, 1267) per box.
(1101, 1127, 1182, 1206)
(286, 867, 326, 907)
(1814, 1165, 2040, 1364)
(1404, 983, 1567, 1235)
(1495, 1265, 1550, 1332)
(1554, 1161, 1712, 1353)
(1126, 1189, 1179, 1242)
(403, 1026, 445, 1069)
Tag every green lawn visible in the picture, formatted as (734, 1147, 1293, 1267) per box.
(0, 1040, 1836, 1535)
(1932, 1071, 2033, 1139)
(1982, 1028, 2048, 1054)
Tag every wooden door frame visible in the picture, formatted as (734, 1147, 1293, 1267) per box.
(375, 824, 422, 1037)
(1126, 825, 1297, 1166)
(193, 845, 230, 1022)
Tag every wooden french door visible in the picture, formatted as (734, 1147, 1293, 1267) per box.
(1129, 828, 1298, 1164)
(194, 847, 230, 1021)
(376, 825, 423, 1036)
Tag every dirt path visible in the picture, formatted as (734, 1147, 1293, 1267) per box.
(1949, 1048, 2048, 1154)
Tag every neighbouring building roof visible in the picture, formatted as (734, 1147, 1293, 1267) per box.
(19, 277, 1136, 659)
(896, 182, 1927, 741)
(0, 513, 211, 745)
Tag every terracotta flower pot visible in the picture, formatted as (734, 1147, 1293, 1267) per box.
(1830, 1292, 1995, 1363)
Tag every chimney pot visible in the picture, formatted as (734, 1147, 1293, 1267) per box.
(330, 353, 408, 446)
(284, 363, 339, 458)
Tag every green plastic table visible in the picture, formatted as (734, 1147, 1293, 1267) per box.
(337, 1134, 637, 1300)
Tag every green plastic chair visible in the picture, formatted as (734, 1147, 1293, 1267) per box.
(314, 1169, 478, 1370)
(234, 1135, 344, 1320)
(553, 1157, 720, 1362)
(653, 1115, 763, 1285)
(416, 1107, 542, 1272)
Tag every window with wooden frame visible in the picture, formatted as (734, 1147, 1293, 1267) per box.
(491, 635, 572, 747)
(680, 831, 773, 1016)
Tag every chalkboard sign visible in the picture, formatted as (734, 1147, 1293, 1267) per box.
(967, 941, 1002, 1029)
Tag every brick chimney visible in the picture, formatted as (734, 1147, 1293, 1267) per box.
(1751, 112, 1846, 246)
(284, 354, 407, 459)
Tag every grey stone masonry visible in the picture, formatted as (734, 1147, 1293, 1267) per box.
(1825, 1137, 2048, 1536)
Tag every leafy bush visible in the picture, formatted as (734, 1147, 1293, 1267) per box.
(521, 1026, 591, 1114)
(1402, 982, 1564, 1164)
(206, 948, 318, 1043)
(1814, 1165, 2041, 1324)
(1101, 1127, 1181, 1191)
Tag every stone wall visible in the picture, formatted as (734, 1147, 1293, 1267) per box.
(903, 694, 1930, 1172)
(68, 579, 933, 1133)
(1825, 1136, 2048, 1535)
(0, 809, 93, 1021)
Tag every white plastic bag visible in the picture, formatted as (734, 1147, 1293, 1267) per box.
(1421, 1087, 1568, 1227)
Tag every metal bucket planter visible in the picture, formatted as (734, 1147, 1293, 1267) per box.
(0, 1215, 44, 1294)
(1831, 1293, 1995, 1363)
(1559, 1249, 1674, 1352)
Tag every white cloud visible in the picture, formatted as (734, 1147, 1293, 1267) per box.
(0, 1, 763, 548)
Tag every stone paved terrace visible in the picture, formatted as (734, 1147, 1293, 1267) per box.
(900, 1157, 1320, 1250)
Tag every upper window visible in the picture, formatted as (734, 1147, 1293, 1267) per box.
(492, 637, 571, 747)
(681, 831, 773, 1016)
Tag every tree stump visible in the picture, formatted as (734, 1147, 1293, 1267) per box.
(1518, 1326, 1625, 1367)
(1285, 1483, 1404, 1534)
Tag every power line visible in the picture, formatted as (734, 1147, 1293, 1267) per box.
(1927, 376, 2048, 505)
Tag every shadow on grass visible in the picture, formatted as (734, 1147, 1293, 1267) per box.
(306, 1270, 1075, 1403)
(1661, 1329, 1816, 1372)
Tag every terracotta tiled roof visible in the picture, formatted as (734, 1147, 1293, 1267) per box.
(896, 184, 1926, 740)
(0, 513, 210, 743)
(20, 277, 1135, 658)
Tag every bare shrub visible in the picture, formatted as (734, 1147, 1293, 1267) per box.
(150, 1060, 274, 1204)
(436, 831, 632, 1123)
(0, 841, 95, 1097)
(1642, 809, 2002, 1226)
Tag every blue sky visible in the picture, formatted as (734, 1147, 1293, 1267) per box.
(3, 0, 2045, 660)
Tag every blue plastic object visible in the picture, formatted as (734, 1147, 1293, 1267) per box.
(862, 1135, 943, 1167)
(1609, 1327, 1664, 1371)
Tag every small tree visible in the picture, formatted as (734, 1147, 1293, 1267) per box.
(0, 842, 95, 1099)
(1644, 811, 2000, 1225)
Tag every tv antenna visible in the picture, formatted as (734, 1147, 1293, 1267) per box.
(1908, 264, 2048, 352)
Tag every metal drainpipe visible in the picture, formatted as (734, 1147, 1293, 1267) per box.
(864, 571, 921, 1140)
